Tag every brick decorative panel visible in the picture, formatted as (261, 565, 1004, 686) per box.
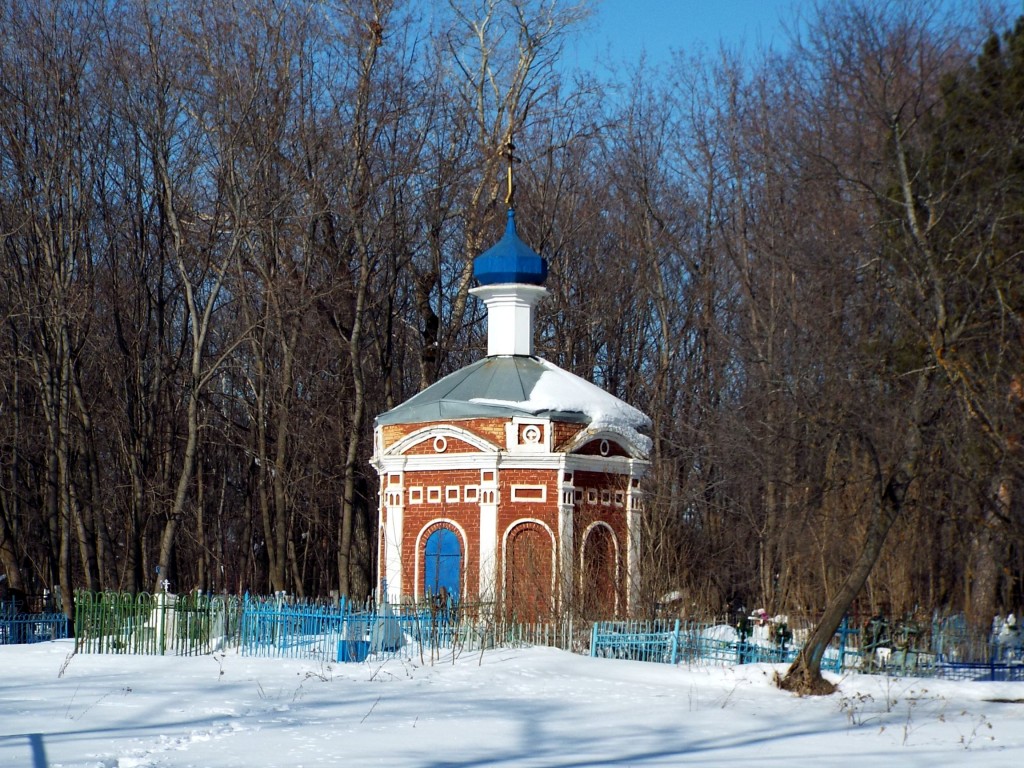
(579, 521, 624, 618)
(511, 485, 546, 502)
(517, 423, 544, 445)
(573, 470, 628, 493)
(572, 470, 630, 546)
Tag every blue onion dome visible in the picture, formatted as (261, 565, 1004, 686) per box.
(473, 208, 548, 286)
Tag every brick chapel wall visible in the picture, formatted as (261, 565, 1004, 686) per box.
(378, 418, 642, 608)
(397, 466, 482, 599)
(574, 437, 632, 457)
(387, 463, 568, 604)
(571, 469, 631, 546)
(570, 469, 632, 616)
(495, 467, 561, 585)
(403, 436, 480, 455)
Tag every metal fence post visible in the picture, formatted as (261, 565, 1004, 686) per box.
(670, 619, 680, 665)
(835, 617, 849, 674)
(156, 591, 163, 656)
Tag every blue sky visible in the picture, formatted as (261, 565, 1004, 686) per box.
(568, 0, 807, 69)
(567, 0, 1010, 71)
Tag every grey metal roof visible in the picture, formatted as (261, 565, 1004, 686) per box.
(375, 356, 589, 427)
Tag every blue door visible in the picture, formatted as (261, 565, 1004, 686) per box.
(424, 528, 461, 598)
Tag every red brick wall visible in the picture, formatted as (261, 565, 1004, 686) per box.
(383, 463, 567, 603)
(572, 470, 630, 545)
(552, 421, 584, 451)
(496, 468, 560, 596)
(378, 422, 636, 616)
(571, 470, 630, 615)
(504, 520, 556, 620)
(397, 467, 482, 598)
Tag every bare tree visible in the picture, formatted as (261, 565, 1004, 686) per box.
(411, 0, 590, 384)
(0, 0, 110, 609)
(776, 1, 1010, 693)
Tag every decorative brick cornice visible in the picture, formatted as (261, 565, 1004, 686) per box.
(377, 423, 501, 458)
(561, 426, 650, 460)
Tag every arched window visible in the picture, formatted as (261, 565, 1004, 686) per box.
(581, 524, 619, 619)
(504, 522, 555, 621)
(424, 528, 462, 598)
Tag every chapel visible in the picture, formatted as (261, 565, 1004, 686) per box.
(370, 165, 651, 620)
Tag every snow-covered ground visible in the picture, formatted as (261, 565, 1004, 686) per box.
(1, 639, 1022, 767)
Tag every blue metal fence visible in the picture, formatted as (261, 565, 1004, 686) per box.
(0, 599, 68, 645)
(590, 620, 683, 664)
(69, 591, 517, 660)
(590, 619, 804, 668)
(62, 592, 1024, 681)
(931, 661, 1024, 682)
(590, 615, 1024, 681)
(239, 596, 349, 659)
(237, 595, 495, 662)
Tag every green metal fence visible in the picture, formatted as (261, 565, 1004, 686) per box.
(74, 591, 243, 655)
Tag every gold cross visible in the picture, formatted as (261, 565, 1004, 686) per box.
(503, 138, 520, 207)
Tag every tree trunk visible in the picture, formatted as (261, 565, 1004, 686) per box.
(781, 378, 931, 694)
(968, 477, 1010, 624)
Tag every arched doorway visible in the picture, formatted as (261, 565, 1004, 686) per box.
(581, 524, 619, 619)
(423, 527, 462, 598)
(504, 522, 554, 621)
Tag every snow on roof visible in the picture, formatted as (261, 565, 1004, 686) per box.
(469, 358, 652, 455)
(375, 355, 651, 457)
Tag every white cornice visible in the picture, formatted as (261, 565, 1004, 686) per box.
(497, 454, 566, 471)
(376, 453, 500, 473)
(565, 454, 650, 477)
(376, 445, 649, 477)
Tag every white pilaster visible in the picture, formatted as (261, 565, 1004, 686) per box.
(558, 469, 575, 613)
(384, 502, 404, 602)
(626, 483, 643, 613)
(478, 467, 500, 600)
